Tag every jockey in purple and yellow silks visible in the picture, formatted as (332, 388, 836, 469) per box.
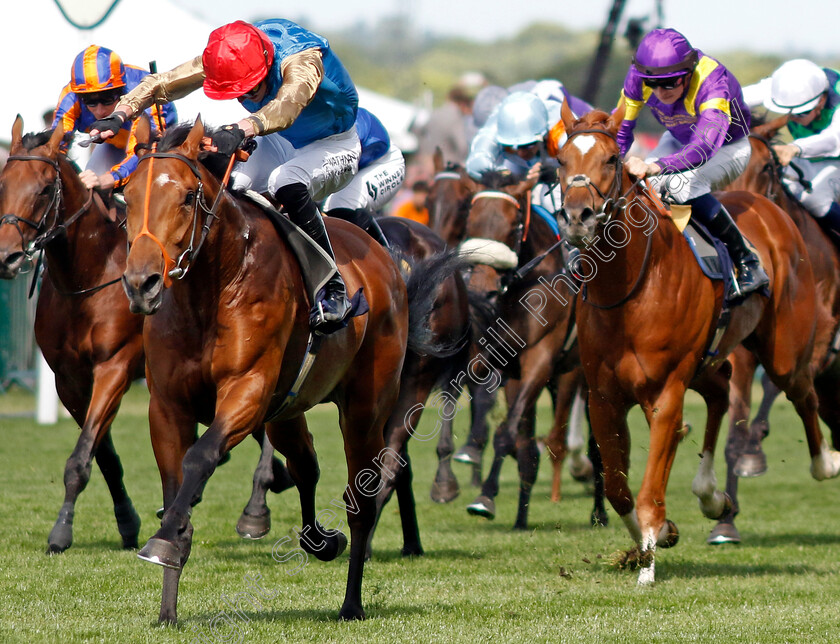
(616, 28, 768, 298)
(53, 45, 177, 191)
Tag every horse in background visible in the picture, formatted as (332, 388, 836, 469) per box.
(458, 170, 606, 530)
(556, 104, 840, 584)
(0, 118, 143, 554)
(710, 114, 840, 544)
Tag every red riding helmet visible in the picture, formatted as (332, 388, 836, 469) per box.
(202, 21, 275, 100)
(70, 45, 126, 94)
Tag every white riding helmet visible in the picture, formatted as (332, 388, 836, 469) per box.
(495, 92, 549, 147)
(764, 59, 829, 114)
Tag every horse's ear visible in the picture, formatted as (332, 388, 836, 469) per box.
(606, 98, 627, 135)
(10, 115, 24, 153)
(183, 115, 205, 157)
(753, 113, 790, 140)
(560, 98, 576, 134)
(135, 113, 152, 148)
(46, 122, 65, 155)
(433, 147, 444, 173)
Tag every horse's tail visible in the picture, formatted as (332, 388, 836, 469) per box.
(399, 248, 470, 358)
(466, 288, 521, 379)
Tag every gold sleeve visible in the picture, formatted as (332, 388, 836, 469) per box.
(118, 56, 205, 117)
(246, 48, 324, 135)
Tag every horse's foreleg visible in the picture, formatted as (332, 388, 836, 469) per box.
(544, 371, 580, 503)
(513, 407, 540, 530)
(749, 369, 780, 442)
(49, 367, 135, 553)
(815, 374, 840, 450)
(236, 425, 294, 540)
(588, 395, 633, 529)
(466, 381, 519, 521)
(454, 378, 497, 486)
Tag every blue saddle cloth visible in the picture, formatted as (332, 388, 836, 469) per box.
(531, 204, 561, 237)
(682, 219, 737, 298)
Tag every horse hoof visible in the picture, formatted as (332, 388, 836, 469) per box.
(137, 538, 181, 569)
(300, 526, 348, 562)
(707, 522, 741, 545)
(591, 509, 609, 527)
(47, 523, 73, 554)
(218, 451, 231, 466)
(569, 458, 594, 483)
(236, 512, 271, 540)
(657, 520, 679, 548)
(338, 603, 366, 621)
(115, 500, 141, 549)
(401, 544, 424, 557)
(430, 478, 460, 504)
(466, 496, 495, 520)
(155, 506, 165, 520)
(453, 445, 482, 466)
(734, 452, 767, 478)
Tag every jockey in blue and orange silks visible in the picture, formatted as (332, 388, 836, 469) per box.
(53, 45, 177, 191)
(617, 28, 768, 297)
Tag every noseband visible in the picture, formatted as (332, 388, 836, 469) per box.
(132, 148, 234, 285)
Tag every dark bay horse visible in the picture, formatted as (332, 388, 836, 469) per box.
(456, 171, 603, 530)
(236, 215, 472, 559)
(0, 118, 143, 553)
(556, 104, 840, 584)
(709, 114, 840, 544)
(122, 118, 434, 623)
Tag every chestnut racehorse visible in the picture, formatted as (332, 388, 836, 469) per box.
(709, 115, 840, 544)
(457, 171, 605, 529)
(556, 105, 840, 584)
(0, 118, 143, 553)
(122, 119, 430, 623)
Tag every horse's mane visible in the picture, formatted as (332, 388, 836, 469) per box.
(147, 122, 230, 180)
(479, 170, 519, 189)
(21, 129, 73, 151)
(569, 109, 613, 134)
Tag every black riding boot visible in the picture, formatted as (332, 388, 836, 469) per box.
(327, 207, 390, 248)
(276, 183, 351, 331)
(689, 194, 769, 298)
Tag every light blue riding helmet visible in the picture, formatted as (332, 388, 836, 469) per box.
(495, 92, 549, 147)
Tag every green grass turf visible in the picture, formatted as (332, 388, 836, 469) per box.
(1, 384, 839, 643)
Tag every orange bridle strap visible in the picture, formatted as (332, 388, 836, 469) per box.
(522, 190, 532, 242)
(132, 145, 177, 287)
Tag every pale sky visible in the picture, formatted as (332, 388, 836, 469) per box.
(173, 0, 840, 59)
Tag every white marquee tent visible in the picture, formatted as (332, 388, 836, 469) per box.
(0, 0, 420, 150)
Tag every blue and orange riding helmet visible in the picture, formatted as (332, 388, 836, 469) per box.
(70, 45, 127, 94)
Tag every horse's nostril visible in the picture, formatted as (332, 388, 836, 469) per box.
(580, 207, 596, 222)
(141, 273, 162, 298)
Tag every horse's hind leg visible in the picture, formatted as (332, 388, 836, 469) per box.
(454, 378, 496, 487)
(750, 369, 780, 442)
(710, 349, 755, 545)
(94, 431, 141, 549)
(266, 417, 348, 562)
(236, 425, 295, 540)
(691, 364, 734, 522)
(544, 371, 582, 503)
(431, 377, 460, 504)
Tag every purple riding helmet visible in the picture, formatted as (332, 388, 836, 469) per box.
(632, 28, 699, 79)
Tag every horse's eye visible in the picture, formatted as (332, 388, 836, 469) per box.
(606, 155, 618, 166)
(39, 185, 52, 197)
(184, 192, 195, 207)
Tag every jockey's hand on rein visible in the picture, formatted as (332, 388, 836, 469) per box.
(89, 113, 126, 140)
(211, 125, 247, 156)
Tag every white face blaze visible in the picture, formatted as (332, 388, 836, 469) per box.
(154, 173, 174, 188)
(571, 134, 597, 156)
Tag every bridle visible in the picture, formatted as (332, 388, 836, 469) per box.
(132, 146, 235, 286)
(558, 127, 655, 310)
(748, 133, 812, 202)
(1, 154, 93, 256)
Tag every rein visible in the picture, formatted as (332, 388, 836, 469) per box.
(748, 133, 812, 198)
(470, 189, 530, 257)
(133, 147, 237, 286)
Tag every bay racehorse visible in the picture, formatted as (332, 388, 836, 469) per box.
(122, 118, 438, 623)
(709, 114, 840, 543)
(0, 118, 143, 553)
(555, 104, 840, 584)
(457, 171, 606, 529)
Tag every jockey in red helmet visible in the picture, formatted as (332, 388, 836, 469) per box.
(616, 28, 768, 299)
(89, 19, 362, 333)
(53, 45, 177, 191)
